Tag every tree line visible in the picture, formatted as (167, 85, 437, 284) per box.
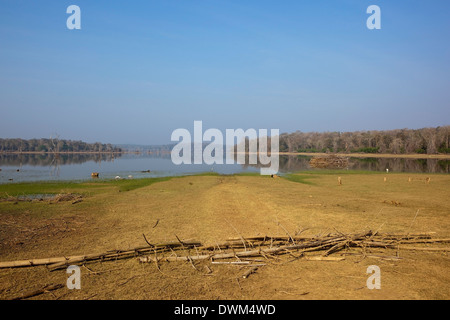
(0, 153, 120, 166)
(278, 126, 450, 155)
(0, 138, 122, 153)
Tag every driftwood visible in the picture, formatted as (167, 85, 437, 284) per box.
(139, 233, 358, 263)
(0, 256, 84, 268)
(242, 267, 259, 279)
(9, 284, 63, 300)
(1, 232, 449, 272)
(47, 240, 201, 271)
(0, 240, 201, 270)
(139, 231, 450, 265)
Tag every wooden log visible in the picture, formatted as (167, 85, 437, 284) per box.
(242, 266, 259, 279)
(9, 284, 63, 300)
(211, 261, 250, 265)
(323, 241, 347, 256)
(1, 240, 202, 270)
(226, 235, 337, 243)
(0, 256, 84, 268)
(305, 256, 345, 261)
(47, 241, 202, 271)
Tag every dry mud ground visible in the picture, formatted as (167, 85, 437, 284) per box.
(0, 173, 449, 300)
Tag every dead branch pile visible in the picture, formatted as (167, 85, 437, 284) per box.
(0, 193, 83, 204)
(50, 193, 83, 203)
(0, 239, 202, 270)
(309, 155, 348, 169)
(138, 231, 450, 265)
(2, 231, 448, 272)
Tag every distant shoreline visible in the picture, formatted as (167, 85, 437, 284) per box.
(0, 151, 172, 155)
(0, 151, 125, 155)
(279, 152, 450, 159)
(0, 151, 130, 155)
(1, 151, 450, 159)
(235, 151, 450, 159)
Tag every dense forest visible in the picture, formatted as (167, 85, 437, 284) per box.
(0, 138, 122, 153)
(278, 126, 450, 154)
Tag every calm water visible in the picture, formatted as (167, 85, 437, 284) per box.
(0, 153, 448, 184)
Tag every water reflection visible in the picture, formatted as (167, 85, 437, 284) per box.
(0, 153, 120, 166)
(0, 153, 448, 184)
(242, 155, 450, 174)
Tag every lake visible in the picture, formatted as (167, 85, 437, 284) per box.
(0, 153, 448, 184)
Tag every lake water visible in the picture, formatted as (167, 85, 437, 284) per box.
(0, 153, 448, 184)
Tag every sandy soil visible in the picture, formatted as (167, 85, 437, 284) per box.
(0, 173, 449, 300)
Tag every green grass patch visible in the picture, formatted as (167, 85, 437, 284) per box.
(110, 177, 172, 192)
(282, 173, 318, 185)
(0, 177, 173, 197)
(189, 172, 221, 177)
(0, 181, 90, 198)
(233, 171, 262, 177)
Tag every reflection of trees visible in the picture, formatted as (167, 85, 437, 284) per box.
(348, 158, 449, 173)
(243, 156, 449, 174)
(438, 160, 450, 173)
(1, 153, 448, 174)
(0, 153, 122, 167)
(238, 155, 312, 172)
(144, 151, 172, 159)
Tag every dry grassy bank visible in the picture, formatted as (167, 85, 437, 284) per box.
(0, 172, 449, 300)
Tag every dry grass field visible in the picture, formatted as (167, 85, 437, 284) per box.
(0, 171, 449, 300)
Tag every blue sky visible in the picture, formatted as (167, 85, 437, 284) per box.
(0, 0, 449, 144)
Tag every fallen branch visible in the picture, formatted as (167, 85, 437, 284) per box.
(9, 284, 63, 300)
(2, 231, 447, 272)
(139, 234, 364, 263)
(0, 240, 201, 270)
(305, 256, 345, 261)
(242, 266, 259, 279)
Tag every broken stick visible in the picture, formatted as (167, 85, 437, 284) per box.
(242, 266, 259, 279)
(9, 284, 63, 300)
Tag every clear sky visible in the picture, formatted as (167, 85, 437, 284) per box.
(0, 0, 449, 145)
